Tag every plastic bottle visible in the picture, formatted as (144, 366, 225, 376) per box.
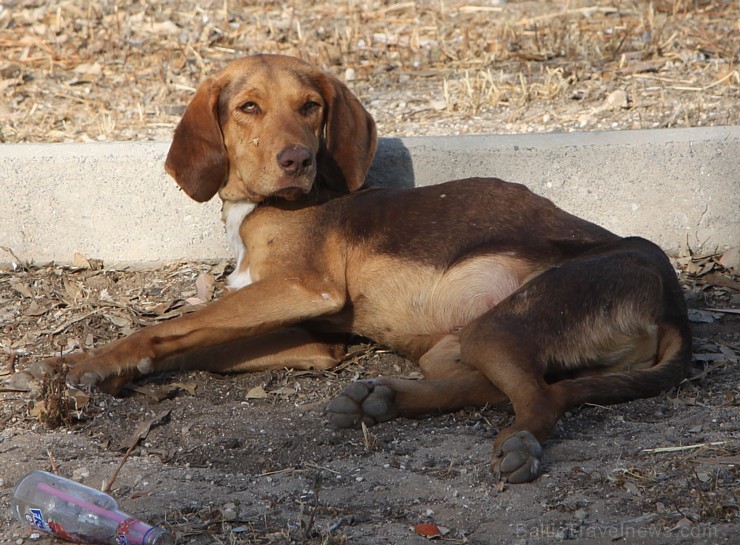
(11, 470, 175, 545)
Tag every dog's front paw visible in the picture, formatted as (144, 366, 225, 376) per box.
(66, 354, 143, 394)
(327, 380, 398, 428)
(66, 359, 110, 389)
(492, 430, 543, 484)
(61, 341, 152, 394)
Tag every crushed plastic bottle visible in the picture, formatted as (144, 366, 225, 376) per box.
(11, 470, 174, 545)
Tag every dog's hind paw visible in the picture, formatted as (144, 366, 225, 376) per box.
(327, 380, 398, 429)
(492, 430, 543, 484)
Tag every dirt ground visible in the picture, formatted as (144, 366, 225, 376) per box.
(0, 257, 738, 545)
(1, 1, 739, 544)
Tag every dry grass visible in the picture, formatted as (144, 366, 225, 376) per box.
(0, 0, 738, 142)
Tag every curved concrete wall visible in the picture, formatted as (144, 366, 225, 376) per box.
(1, 126, 738, 266)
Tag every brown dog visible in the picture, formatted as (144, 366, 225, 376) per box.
(63, 55, 692, 484)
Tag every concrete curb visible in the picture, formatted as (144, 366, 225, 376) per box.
(1, 126, 738, 266)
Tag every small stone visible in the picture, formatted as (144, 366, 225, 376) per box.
(72, 468, 90, 482)
(222, 505, 238, 521)
(430, 99, 447, 111)
(604, 89, 628, 110)
(578, 114, 593, 128)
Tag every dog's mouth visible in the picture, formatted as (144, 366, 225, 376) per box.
(274, 186, 309, 201)
(235, 186, 309, 204)
(221, 172, 315, 203)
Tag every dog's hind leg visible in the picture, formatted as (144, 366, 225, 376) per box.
(326, 372, 509, 428)
(457, 239, 692, 484)
(458, 324, 563, 484)
(327, 334, 509, 428)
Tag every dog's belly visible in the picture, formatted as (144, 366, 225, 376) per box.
(346, 255, 525, 358)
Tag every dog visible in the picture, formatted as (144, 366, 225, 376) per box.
(60, 54, 692, 484)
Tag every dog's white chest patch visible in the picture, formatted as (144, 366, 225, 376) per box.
(222, 201, 256, 289)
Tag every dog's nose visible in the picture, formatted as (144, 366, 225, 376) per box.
(277, 146, 313, 176)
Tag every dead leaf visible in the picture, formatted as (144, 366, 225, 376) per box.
(62, 338, 81, 353)
(69, 389, 90, 410)
(171, 381, 198, 396)
(103, 312, 132, 328)
(719, 247, 740, 272)
(28, 389, 86, 424)
(63, 277, 83, 302)
(687, 309, 723, 324)
(120, 409, 172, 451)
(246, 385, 269, 399)
(704, 272, 740, 291)
(413, 523, 442, 539)
(126, 384, 170, 402)
(670, 517, 693, 532)
(154, 304, 199, 321)
(29, 400, 48, 419)
(25, 301, 50, 316)
(152, 299, 183, 316)
(271, 386, 296, 396)
(602, 89, 629, 111)
(10, 280, 33, 298)
(195, 273, 215, 302)
(71, 252, 92, 269)
(2, 371, 36, 392)
(696, 471, 711, 483)
(684, 261, 703, 276)
(623, 480, 640, 496)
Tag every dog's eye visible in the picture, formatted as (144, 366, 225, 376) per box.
(300, 101, 320, 115)
(240, 101, 259, 114)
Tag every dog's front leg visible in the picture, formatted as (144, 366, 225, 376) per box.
(65, 272, 345, 389)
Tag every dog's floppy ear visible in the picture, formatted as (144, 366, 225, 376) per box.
(165, 78, 227, 202)
(318, 74, 377, 193)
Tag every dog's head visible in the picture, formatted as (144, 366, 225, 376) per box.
(164, 54, 377, 203)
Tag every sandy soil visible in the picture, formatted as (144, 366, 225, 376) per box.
(1, 1, 739, 544)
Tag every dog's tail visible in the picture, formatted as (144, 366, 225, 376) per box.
(557, 323, 693, 407)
